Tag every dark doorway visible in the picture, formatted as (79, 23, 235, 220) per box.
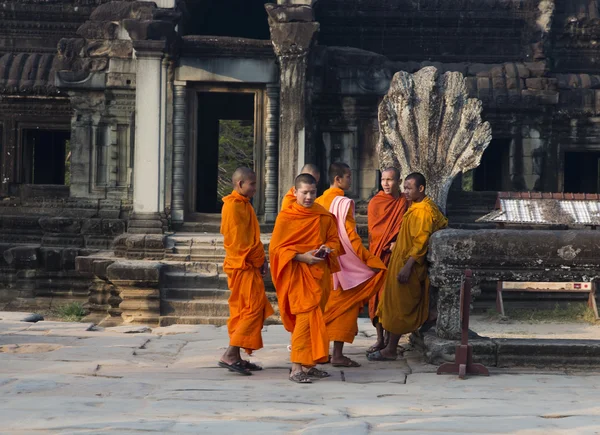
(183, 0, 270, 39)
(196, 92, 255, 213)
(22, 129, 70, 185)
(564, 151, 600, 193)
(473, 139, 510, 191)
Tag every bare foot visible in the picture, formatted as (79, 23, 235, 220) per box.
(366, 340, 385, 354)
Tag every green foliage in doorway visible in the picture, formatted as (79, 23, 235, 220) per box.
(217, 120, 254, 203)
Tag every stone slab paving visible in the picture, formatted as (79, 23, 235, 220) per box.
(0, 314, 599, 434)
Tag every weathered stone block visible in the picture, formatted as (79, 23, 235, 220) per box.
(39, 217, 82, 234)
(86, 40, 133, 59)
(77, 21, 120, 40)
(90, 1, 156, 21)
(107, 261, 162, 283)
(62, 249, 80, 271)
(81, 219, 103, 235)
(4, 246, 40, 269)
(40, 248, 62, 272)
(265, 3, 315, 23)
(102, 219, 126, 236)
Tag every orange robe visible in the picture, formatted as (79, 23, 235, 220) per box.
(269, 202, 342, 366)
(367, 191, 408, 322)
(220, 190, 274, 354)
(280, 187, 295, 210)
(315, 187, 387, 343)
(377, 197, 448, 335)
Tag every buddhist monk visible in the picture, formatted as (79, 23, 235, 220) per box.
(218, 167, 274, 376)
(315, 162, 387, 368)
(368, 172, 448, 361)
(270, 173, 342, 384)
(366, 167, 408, 354)
(280, 163, 321, 210)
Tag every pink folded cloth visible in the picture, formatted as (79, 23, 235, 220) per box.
(329, 195, 375, 291)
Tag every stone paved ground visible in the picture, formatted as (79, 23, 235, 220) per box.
(1, 313, 600, 434)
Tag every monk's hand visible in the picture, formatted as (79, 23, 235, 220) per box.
(389, 242, 396, 252)
(260, 262, 269, 277)
(294, 251, 325, 265)
(397, 258, 416, 283)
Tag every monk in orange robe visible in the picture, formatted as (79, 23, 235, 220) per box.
(366, 167, 408, 353)
(218, 167, 274, 376)
(368, 172, 448, 361)
(280, 163, 321, 210)
(270, 173, 342, 384)
(315, 162, 387, 367)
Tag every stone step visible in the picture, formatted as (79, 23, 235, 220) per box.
(161, 261, 220, 275)
(158, 314, 281, 327)
(162, 271, 227, 289)
(159, 315, 230, 327)
(162, 298, 280, 317)
(161, 299, 231, 317)
(164, 287, 230, 300)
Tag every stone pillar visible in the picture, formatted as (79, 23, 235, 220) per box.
(266, 3, 319, 205)
(264, 84, 280, 222)
(129, 41, 166, 234)
(172, 82, 187, 224)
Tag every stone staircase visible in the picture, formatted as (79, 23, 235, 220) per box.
(158, 233, 279, 327)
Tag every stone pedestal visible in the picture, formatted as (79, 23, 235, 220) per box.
(266, 4, 319, 207)
(130, 41, 167, 233)
(106, 261, 163, 326)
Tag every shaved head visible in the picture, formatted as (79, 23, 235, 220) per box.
(295, 173, 317, 189)
(382, 167, 401, 182)
(300, 163, 320, 183)
(232, 166, 257, 198)
(232, 166, 255, 186)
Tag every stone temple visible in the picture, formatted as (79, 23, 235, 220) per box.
(1, 0, 600, 327)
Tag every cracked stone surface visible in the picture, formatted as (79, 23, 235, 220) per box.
(0, 313, 599, 433)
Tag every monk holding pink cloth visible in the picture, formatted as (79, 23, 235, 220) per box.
(316, 162, 387, 368)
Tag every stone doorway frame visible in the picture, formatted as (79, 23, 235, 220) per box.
(16, 122, 71, 184)
(186, 84, 267, 218)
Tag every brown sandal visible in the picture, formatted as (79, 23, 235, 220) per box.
(304, 367, 330, 378)
(289, 371, 312, 384)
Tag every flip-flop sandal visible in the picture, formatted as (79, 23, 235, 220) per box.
(366, 350, 397, 362)
(218, 360, 252, 376)
(304, 367, 330, 378)
(289, 371, 312, 384)
(241, 360, 263, 371)
(366, 344, 385, 354)
(332, 358, 361, 368)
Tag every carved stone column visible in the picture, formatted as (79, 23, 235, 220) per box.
(172, 82, 187, 224)
(266, 3, 319, 205)
(264, 84, 280, 222)
(129, 41, 167, 234)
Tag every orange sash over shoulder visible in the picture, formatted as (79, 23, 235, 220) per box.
(280, 187, 296, 211)
(368, 191, 408, 265)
